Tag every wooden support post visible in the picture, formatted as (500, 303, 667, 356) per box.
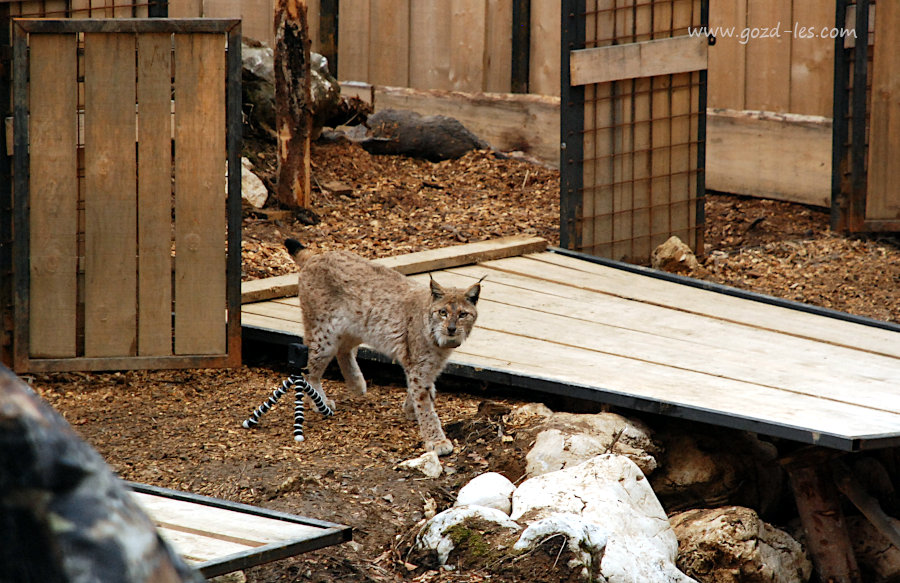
(274, 0, 312, 209)
(785, 455, 862, 583)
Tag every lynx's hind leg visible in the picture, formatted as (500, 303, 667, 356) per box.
(336, 343, 367, 396)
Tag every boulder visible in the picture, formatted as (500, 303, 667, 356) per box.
(651, 236, 702, 275)
(649, 428, 784, 517)
(240, 157, 268, 208)
(413, 505, 520, 567)
(512, 454, 696, 583)
(671, 506, 812, 583)
(525, 411, 661, 478)
(455, 472, 516, 515)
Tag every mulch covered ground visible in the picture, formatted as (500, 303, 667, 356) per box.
(28, 138, 900, 582)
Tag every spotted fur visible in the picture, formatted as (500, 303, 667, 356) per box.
(286, 239, 482, 455)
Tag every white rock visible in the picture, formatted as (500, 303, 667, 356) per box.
(415, 505, 520, 565)
(398, 451, 442, 478)
(513, 513, 608, 578)
(240, 157, 268, 209)
(512, 454, 696, 583)
(454, 472, 516, 515)
(671, 506, 811, 583)
(525, 411, 660, 478)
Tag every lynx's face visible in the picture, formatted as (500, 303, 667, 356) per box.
(428, 278, 481, 349)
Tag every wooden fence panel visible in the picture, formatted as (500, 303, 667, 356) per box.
(485, 0, 512, 93)
(137, 33, 174, 356)
(368, 0, 408, 87)
(174, 33, 227, 355)
(28, 34, 78, 358)
(409, 0, 451, 90)
(450, 0, 487, 91)
(84, 33, 138, 358)
(528, 0, 559, 96)
(336, 0, 369, 81)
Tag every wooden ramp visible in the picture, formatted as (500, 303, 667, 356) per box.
(242, 237, 900, 452)
(129, 483, 351, 578)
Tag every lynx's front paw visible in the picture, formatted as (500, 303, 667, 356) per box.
(426, 438, 454, 456)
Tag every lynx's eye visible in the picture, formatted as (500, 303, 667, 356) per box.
(459, 311, 470, 319)
(439, 309, 448, 318)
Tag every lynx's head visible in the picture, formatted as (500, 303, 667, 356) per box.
(428, 277, 482, 349)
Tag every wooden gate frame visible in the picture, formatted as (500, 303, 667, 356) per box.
(11, 18, 243, 372)
(832, 0, 900, 233)
(560, 0, 709, 264)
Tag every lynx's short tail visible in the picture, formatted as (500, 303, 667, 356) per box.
(285, 238, 314, 267)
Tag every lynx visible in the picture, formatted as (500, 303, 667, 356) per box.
(285, 238, 482, 456)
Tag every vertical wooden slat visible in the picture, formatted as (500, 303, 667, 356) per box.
(450, 0, 487, 91)
(337, 0, 369, 81)
(744, 0, 790, 112)
(168, 0, 203, 17)
(611, 0, 634, 261)
(706, 0, 745, 110)
(649, 0, 672, 249)
(368, 0, 409, 87)
(580, 0, 597, 253)
(670, 0, 694, 246)
(71, 0, 90, 17)
(485, 0, 513, 93)
(866, 0, 900, 220)
(84, 32, 137, 357)
(630, 0, 653, 260)
(28, 34, 78, 358)
(588, 0, 615, 257)
(44, 0, 68, 17)
(409, 0, 451, 90)
(137, 34, 173, 356)
(790, 0, 834, 117)
(529, 0, 560, 96)
(174, 33, 226, 355)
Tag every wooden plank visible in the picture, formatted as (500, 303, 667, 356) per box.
(866, 0, 900, 220)
(706, 0, 746, 110)
(336, 0, 370, 82)
(449, 0, 487, 92)
(28, 34, 78, 358)
(414, 270, 900, 411)
(529, 0, 559, 96)
(789, 0, 834, 117)
(706, 109, 831, 207)
(409, 0, 451, 90)
(368, 0, 409, 87)
(629, 0, 653, 260)
(519, 253, 900, 358)
(241, 236, 548, 303)
(133, 492, 323, 544)
(174, 34, 226, 355)
(137, 34, 174, 357)
(373, 85, 560, 166)
(484, 0, 512, 93)
(168, 0, 203, 17)
(611, 0, 635, 261)
(155, 527, 254, 564)
(570, 35, 708, 86)
(586, 0, 615, 257)
(84, 33, 138, 358)
(669, 0, 696, 247)
(743, 0, 791, 112)
(71, 0, 91, 17)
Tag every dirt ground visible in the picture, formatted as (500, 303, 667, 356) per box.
(29, 139, 900, 582)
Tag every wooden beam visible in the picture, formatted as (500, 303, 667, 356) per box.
(705, 108, 831, 207)
(241, 236, 548, 303)
(569, 35, 707, 86)
(785, 456, 862, 583)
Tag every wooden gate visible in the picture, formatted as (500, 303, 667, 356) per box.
(833, 0, 900, 232)
(560, 0, 708, 264)
(10, 18, 242, 372)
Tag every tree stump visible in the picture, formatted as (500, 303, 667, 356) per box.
(273, 0, 312, 209)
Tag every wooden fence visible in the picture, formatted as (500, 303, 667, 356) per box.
(3, 16, 243, 372)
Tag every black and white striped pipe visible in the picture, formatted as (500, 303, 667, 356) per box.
(242, 374, 334, 442)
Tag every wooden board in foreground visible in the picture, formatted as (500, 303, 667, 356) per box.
(241, 235, 547, 304)
(129, 483, 350, 578)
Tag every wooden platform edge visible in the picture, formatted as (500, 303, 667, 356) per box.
(241, 236, 548, 304)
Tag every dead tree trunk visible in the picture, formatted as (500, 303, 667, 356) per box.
(273, 0, 312, 209)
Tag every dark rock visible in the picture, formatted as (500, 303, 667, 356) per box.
(361, 109, 490, 162)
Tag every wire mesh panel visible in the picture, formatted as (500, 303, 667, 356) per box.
(11, 19, 242, 372)
(561, 0, 707, 264)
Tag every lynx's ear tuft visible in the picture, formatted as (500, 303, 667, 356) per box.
(429, 275, 445, 301)
(465, 282, 482, 305)
(285, 238, 305, 256)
